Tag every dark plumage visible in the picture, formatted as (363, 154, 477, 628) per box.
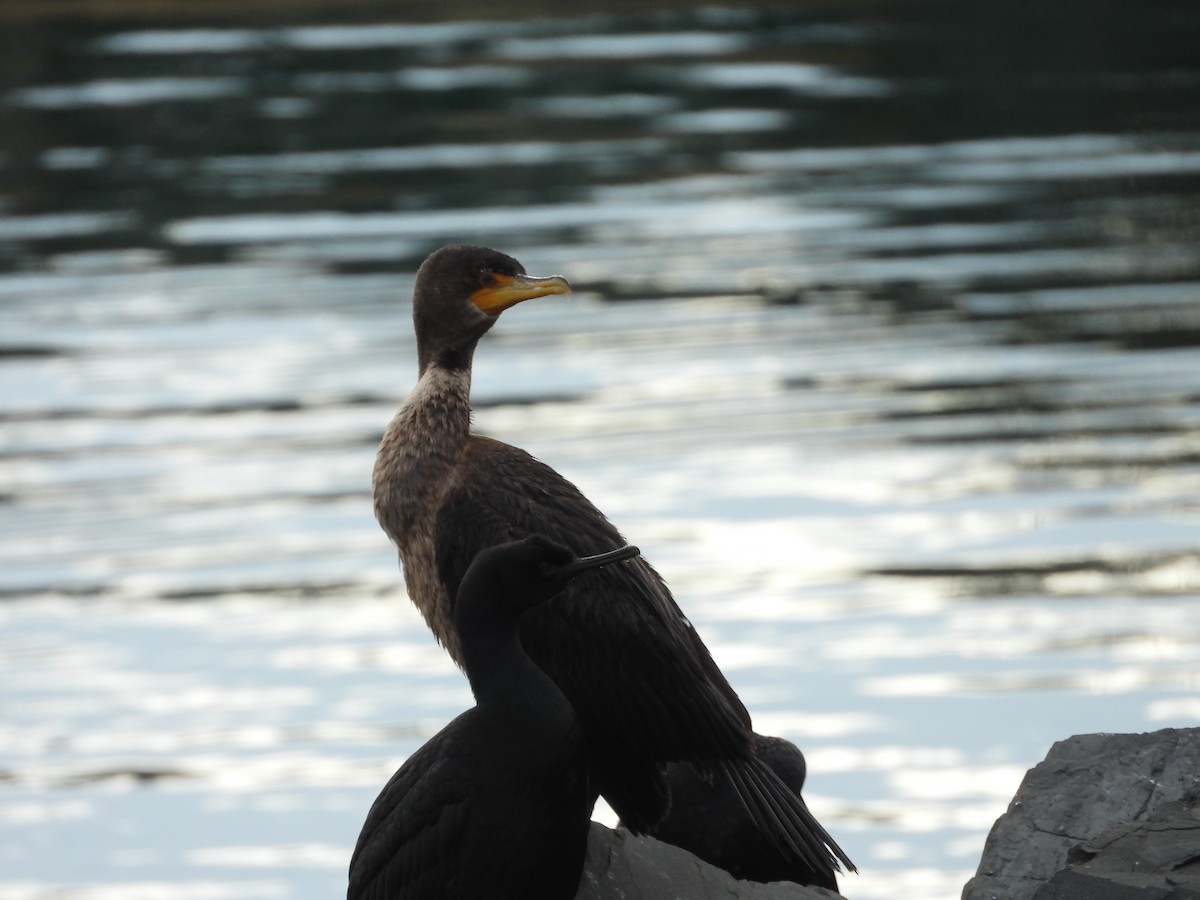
(347, 537, 640, 900)
(372, 244, 853, 880)
(641, 734, 838, 889)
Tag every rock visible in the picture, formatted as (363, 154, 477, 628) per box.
(577, 822, 846, 900)
(963, 728, 1200, 900)
(1031, 795, 1200, 900)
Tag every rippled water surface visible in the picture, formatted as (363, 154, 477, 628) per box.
(2, 3, 1199, 898)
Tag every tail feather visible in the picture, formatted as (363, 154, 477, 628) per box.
(720, 757, 856, 878)
(740, 759, 833, 870)
(719, 759, 807, 862)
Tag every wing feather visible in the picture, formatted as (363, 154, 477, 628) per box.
(434, 436, 751, 828)
(348, 720, 472, 900)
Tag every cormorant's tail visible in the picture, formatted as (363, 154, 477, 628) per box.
(591, 753, 671, 835)
(720, 757, 856, 880)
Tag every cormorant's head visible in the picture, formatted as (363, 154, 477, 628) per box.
(455, 536, 641, 628)
(411, 244, 571, 374)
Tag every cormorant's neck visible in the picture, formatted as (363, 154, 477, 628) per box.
(415, 309, 492, 378)
(417, 344, 476, 380)
(460, 617, 560, 710)
(372, 362, 472, 550)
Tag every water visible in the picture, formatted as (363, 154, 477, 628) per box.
(1, 3, 1199, 898)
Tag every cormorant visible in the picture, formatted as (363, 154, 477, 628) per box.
(347, 537, 641, 900)
(372, 244, 853, 880)
(640, 734, 838, 888)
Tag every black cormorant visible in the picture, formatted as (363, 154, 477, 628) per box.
(347, 536, 640, 900)
(372, 244, 853, 880)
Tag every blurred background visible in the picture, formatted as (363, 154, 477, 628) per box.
(1, 1, 1199, 898)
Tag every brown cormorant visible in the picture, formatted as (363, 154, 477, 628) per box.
(641, 734, 838, 889)
(347, 537, 640, 900)
(372, 244, 853, 879)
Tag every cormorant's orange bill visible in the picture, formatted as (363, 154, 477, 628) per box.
(469, 273, 571, 316)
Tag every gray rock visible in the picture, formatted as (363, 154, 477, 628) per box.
(577, 822, 846, 900)
(1031, 795, 1200, 900)
(963, 728, 1200, 900)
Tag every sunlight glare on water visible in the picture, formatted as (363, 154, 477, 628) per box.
(1, 3, 1199, 899)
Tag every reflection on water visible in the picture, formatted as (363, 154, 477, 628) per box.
(1, 2, 1199, 899)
